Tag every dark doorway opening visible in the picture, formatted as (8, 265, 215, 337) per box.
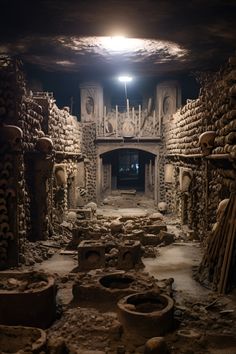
(102, 148, 155, 192)
(117, 149, 142, 190)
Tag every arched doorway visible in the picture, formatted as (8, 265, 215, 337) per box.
(100, 148, 156, 197)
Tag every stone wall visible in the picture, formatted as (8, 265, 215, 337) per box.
(165, 97, 204, 155)
(34, 93, 83, 221)
(0, 56, 83, 268)
(0, 57, 42, 267)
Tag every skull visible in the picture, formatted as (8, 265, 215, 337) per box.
(199, 131, 216, 156)
(63, 106, 70, 113)
(1, 125, 23, 151)
(158, 202, 167, 213)
(36, 137, 53, 154)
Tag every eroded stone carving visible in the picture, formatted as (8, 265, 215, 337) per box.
(35, 137, 53, 154)
(54, 164, 67, 186)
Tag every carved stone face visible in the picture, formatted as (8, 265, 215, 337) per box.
(86, 96, 94, 115)
(163, 96, 173, 116)
(199, 131, 216, 156)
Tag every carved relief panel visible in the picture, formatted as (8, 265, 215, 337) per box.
(156, 81, 181, 122)
(80, 83, 103, 122)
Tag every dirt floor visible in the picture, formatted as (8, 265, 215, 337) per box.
(34, 243, 236, 353)
(2, 193, 236, 353)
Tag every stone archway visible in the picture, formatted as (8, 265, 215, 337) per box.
(96, 143, 160, 204)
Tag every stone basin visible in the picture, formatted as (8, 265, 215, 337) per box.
(117, 291, 174, 345)
(0, 325, 46, 353)
(0, 271, 56, 329)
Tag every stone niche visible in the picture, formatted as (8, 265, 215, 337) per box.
(179, 167, 193, 193)
(80, 82, 103, 123)
(164, 164, 174, 184)
(156, 81, 181, 122)
(75, 161, 86, 207)
(54, 164, 67, 187)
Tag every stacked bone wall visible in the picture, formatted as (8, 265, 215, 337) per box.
(165, 96, 204, 155)
(201, 60, 236, 183)
(163, 54, 236, 237)
(0, 57, 35, 267)
(47, 102, 82, 154)
(0, 57, 84, 268)
(34, 94, 83, 219)
(162, 96, 206, 238)
(81, 123, 97, 202)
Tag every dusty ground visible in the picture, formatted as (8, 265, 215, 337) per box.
(35, 242, 236, 353)
(1, 193, 236, 353)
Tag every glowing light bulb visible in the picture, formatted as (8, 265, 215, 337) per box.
(118, 76, 133, 82)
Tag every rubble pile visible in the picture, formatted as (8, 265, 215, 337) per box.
(19, 240, 56, 265)
(47, 307, 122, 353)
(166, 293, 236, 354)
(71, 213, 175, 258)
(20, 232, 71, 266)
(0, 272, 48, 292)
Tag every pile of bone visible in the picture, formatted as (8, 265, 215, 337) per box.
(19, 239, 55, 266)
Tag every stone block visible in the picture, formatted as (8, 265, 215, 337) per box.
(117, 241, 142, 270)
(78, 240, 105, 271)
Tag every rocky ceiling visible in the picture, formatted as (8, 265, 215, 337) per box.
(1, 0, 236, 78)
